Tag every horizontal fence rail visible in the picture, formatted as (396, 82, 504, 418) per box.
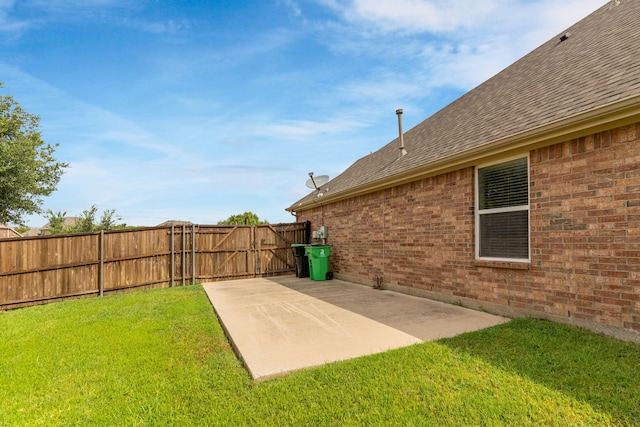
(0, 222, 308, 310)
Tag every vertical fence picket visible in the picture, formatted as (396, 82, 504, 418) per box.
(170, 224, 175, 288)
(253, 226, 259, 277)
(181, 225, 186, 287)
(99, 230, 104, 297)
(191, 224, 196, 285)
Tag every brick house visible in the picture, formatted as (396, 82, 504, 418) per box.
(288, 0, 640, 342)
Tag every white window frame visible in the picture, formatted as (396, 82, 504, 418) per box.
(475, 155, 530, 262)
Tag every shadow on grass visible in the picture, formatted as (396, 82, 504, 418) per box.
(438, 318, 640, 426)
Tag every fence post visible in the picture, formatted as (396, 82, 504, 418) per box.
(99, 230, 104, 297)
(170, 224, 175, 288)
(182, 225, 186, 286)
(191, 224, 196, 284)
(253, 226, 260, 277)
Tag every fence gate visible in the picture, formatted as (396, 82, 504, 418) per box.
(193, 225, 254, 282)
(180, 223, 307, 283)
(254, 225, 299, 276)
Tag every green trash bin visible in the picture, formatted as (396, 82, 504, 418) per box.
(304, 245, 332, 281)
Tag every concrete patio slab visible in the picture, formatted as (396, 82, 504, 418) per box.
(202, 276, 508, 380)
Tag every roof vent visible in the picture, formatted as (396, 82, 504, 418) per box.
(559, 32, 570, 42)
(396, 109, 407, 158)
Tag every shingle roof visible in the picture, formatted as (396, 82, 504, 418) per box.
(290, 0, 640, 211)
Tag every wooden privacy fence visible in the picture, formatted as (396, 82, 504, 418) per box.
(0, 222, 309, 310)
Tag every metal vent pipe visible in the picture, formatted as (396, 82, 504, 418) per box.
(396, 109, 407, 158)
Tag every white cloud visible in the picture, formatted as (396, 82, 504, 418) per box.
(27, 0, 135, 11)
(310, 0, 608, 98)
(0, 0, 190, 38)
(258, 118, 368, 141)
(333, 0, 501, 33)
(315, 0, 606, 35)
(0, 64, 183, 156)
(121, 18, 190, 34)
(0, 0, 33, 35)
(280, 0, 303, 18)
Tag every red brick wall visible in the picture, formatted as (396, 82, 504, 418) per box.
(297, 122, 640, 337)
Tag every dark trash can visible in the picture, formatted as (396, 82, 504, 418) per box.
(291, 244, 309, 278)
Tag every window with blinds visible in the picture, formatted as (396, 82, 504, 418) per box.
(476, 157, 529, 261)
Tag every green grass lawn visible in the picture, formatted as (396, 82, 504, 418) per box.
(1, 285, 639, 426)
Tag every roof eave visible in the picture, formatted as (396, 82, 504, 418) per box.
(289, 95, 640, 212)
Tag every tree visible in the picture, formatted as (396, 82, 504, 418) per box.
(0, 83, 68, 225)
(98, 208, 122, 230)
(45, 209, 70, 234)
(218, 211, 269, 225)
(45, 205, 126, 234)
(74, 205, 98, 232)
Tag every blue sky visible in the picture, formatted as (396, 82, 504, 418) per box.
(1, 0, 606, 227)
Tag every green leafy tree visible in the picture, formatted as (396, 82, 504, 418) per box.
(75, 205, 98, 232)
(0, 83, 68, 225)
(14, 225, 30, 235)
(45, 209, 71, 234)
(218, 211, 269, 225)
(45, 205, 125, 234)
(98, 208, 122, 230)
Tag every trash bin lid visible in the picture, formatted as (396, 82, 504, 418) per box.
(305, 245, 332, 257)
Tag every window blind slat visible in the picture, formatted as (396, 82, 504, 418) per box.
(479, 158, 528, 210)
(479, 211, 529, 258)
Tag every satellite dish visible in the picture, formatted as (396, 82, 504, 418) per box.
(305, 174, 329, 190)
